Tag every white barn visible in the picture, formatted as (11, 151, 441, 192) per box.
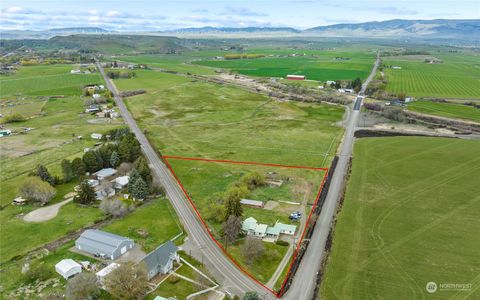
(55, 259, 82, 279)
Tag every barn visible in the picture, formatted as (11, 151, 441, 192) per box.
(286, 75, 306, 80)
(75, 229, 134, 260)
(55, 259, 82, 279)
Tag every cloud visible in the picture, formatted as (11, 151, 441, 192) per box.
(374, 6, 418, 16)
(225, 6, 268, 17)
(1, 6, 42, 15)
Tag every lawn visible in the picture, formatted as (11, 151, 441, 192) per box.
(195, 50, 375, 81)
(320, 137, 480, 299)
(406, 100, 480, 123)
(103, 197, 184, 253)
(382, 53, 480, 99)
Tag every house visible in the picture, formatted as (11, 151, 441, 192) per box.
(75, 229, 134, 260)
(70, 69, 81, 74)
(88, 179, 99, 188)
(85, 106, 101, 113)
(240, 199, 264, 208)
(93, 168, 117, 180)
(242, 217, 268, 238)
(12, 197, 27, 205)
(96, 263, 120, 288)
(405, 97, 413, 103)
(345, 88, 354, 93)
(286, 75, 306, 80)
(112, 176, 129, 190)
(242, 218, 297, 242)
(141, 240, 179, 280)
(0, 129, 12, 137)
(95, 187, 116, 201)
(91, 133, 103, 140)
(92, 94, 101, 100)
(55, 259, 82, 279)
(326, 80, 336, 86)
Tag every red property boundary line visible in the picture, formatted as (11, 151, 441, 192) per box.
(163, 155, 329, 297)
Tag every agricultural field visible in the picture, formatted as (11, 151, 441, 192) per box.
(321, 137, 480, 299)
(114, 67, 343, 286)
(119, 54, 217, 75)
(194, 50, 375, 81)
(406, 100, 480, 123)
(0, 63, 122, 264)
(382, 52, 480, 99)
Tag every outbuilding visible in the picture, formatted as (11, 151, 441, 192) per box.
(96, 262, 120, 288)
(93, 168, 117, 180)
(75, 229, 134, 260)
(240, 199, 264, 208)
(91, 133, 103, 140)
(286, 75, 306, 80)
(55, 259, 82, 279)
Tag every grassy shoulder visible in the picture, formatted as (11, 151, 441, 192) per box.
(320, 137, 480, 300)
(406, 100, 480, 123)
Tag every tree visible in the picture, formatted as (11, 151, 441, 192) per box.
(130, 177, 148, 200)
(36, 164, 56, 186)
(224, 186, 247, 219)
(398, 91, 406, 101)
(117, 162, 134, 175)
(71, 157, 86, 178)
(83, 151, 102, 173)
(20, 177, 56, 205)
(110, 151, 120, 168)
(128, 169, 141, 193)
(134, 156, 152, 185)
(65, 272, 100, 300)
(61, 159, 74, 182)
(241, 172, 265, 190)
(104, 262, 149, 300)
(352, 77, 362, 93)
(74, 180, 97, 205)
(222, 215, 242, 246)
(242, 236, 264, 265)
(243, 291, 260, 300)
(100, 199, 131, 218)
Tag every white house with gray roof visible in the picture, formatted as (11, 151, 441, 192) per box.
(141, 240, 179, 280)
(242, 217, 297, 242)
(75, 229, 134, 260)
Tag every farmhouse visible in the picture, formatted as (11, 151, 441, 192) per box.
(240, 199, 264, 208)
(141, 240, 179, 280)
(55, 259, 82, 279)
(242, 217, 297, 242)
(286, 75, 306, 80)
(75, 229, 134, 260)
(326, 80, 336, 85)
(112, 176, 129, 190)
(93, 168, 117, 180)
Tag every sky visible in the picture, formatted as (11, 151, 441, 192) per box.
(0, 0, 478, 31)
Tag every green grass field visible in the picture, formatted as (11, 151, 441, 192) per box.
(321, 137, 480, 299)
(382, 53, 480, 99)
(119, 54, 217, 75)
(194, 50, 375, 81)
(406, 100, 480, 123)
(0, 64, 101, 97)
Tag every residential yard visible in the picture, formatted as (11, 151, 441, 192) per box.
(320, 137, 480, 300)
(406, 100, 480, 123)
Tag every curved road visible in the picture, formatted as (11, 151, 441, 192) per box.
(96, 51, 380, 299)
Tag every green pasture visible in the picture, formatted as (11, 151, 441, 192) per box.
(406, 100, 480, 123)
(320, 137, 480, 299)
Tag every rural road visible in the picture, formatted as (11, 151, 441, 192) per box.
(95, 61, 271, 298)
(283, 51, 381, 300)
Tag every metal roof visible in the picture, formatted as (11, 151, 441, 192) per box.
(76, 229, 132, 254)
(240, 199, 264, 207)
(93, 168, 117, 178)
(141, 240, 178, 271)
(55, 259, 81, 273)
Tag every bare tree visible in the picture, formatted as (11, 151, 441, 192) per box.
(222, 215, 242, 246)
(100, 199, 132, 218)
(66, 272, 100, 300)
(104, 262, 149, 300)
(117, 162, 134, 176)
(242, 236, 264, 266)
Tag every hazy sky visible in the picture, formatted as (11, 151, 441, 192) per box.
(1, 0, 478, 31)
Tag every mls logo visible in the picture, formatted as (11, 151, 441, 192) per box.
(426, 282, 438, 293)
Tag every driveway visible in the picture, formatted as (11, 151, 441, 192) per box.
(23, 198, 73, 222)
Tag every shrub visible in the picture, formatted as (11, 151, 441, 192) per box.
(168, 275, 180, 284)
(2, 113, 26, 124)
(275, 240, 289, 246)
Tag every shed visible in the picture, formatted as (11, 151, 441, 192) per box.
(55, 259, 82, 279)
(286, 75, 306, 80)
(93, 168, 117, 180)
(75, 229, 134, 260)
(12, 197, 27, 205)
(141, 240, 179, 280)
(91, 133, 103, 140)
(240, 199, 264, 208)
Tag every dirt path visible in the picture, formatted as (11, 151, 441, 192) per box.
(23, 198, 73, 222)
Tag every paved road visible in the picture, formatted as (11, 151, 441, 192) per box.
(95, 61, 270, 298)
(283, 51, 381, 300)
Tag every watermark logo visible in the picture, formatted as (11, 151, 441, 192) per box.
(426, 282, 437, 294)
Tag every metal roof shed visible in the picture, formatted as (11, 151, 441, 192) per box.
(55, 259, 82, 279)
(75, 229, 134, 260)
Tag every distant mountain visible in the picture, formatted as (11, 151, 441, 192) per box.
(47, 27, 110, 33)
(159, 26, 301, 36)
(1, 27, 110, 39)
(304, 19, 480, 39)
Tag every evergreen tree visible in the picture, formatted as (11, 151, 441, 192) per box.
(97, 146, 111, 168)
(71, 157, 86, 178)
(224, 186, 245, 219)
(36, 164, 56, 186)
(110, 151, 120, 168)
(128, 169, 141, 194)
(74, 180, 97, 205)
(130, 177, 148, 200)
(94, 150, 105, 169)
(134, 157, 152, 185)
(61, 159, 74, 182)
(83, 151, 102, 173)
